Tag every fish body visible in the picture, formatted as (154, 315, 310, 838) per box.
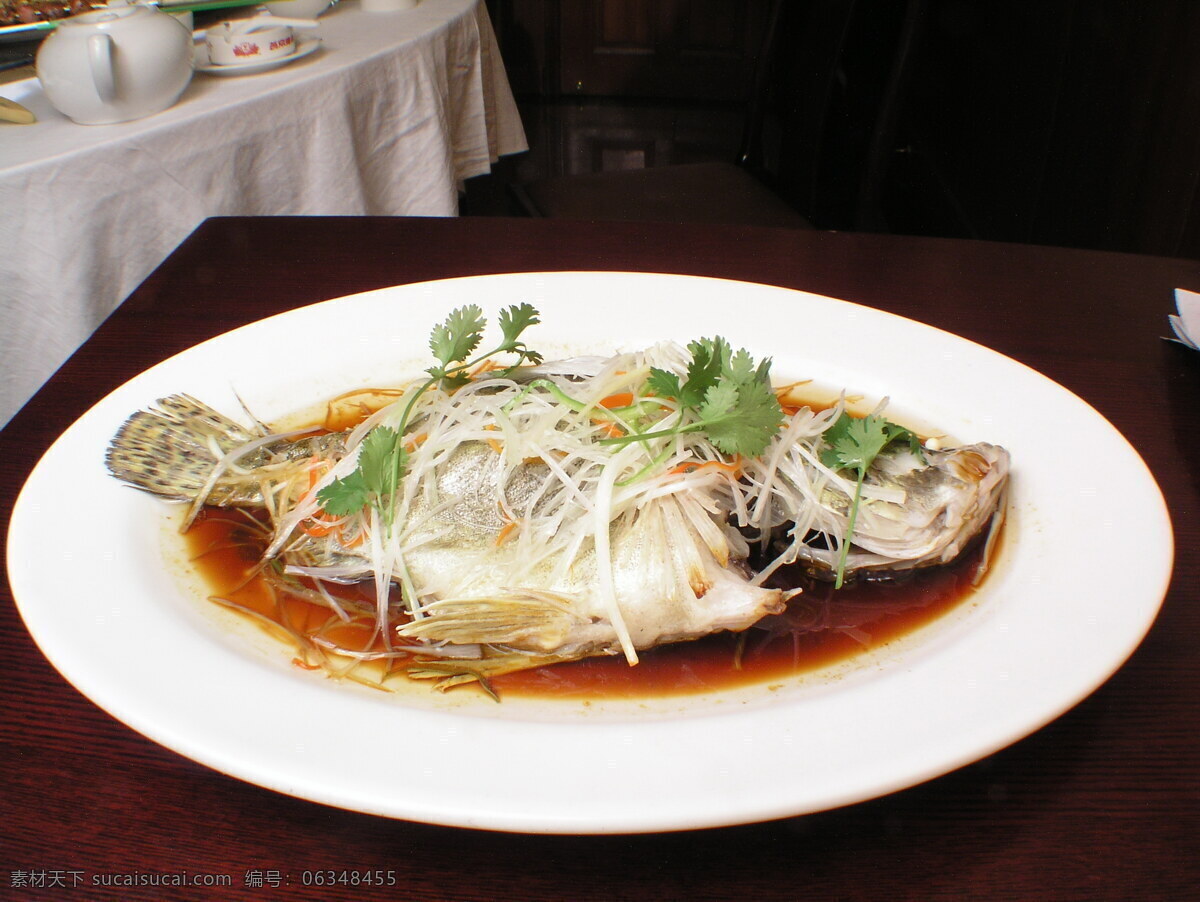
(393, 444, 783, 657)
(282, 438, 784, 660)
(106, 347, 789, 672)
(105, 343, 1009, 688)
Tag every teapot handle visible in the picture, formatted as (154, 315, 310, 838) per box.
(87, 33, 116, 104)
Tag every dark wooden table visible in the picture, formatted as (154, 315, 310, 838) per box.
(2, 217, 1197, 900)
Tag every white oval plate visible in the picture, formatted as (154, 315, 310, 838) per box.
(8, 272, 1172, 834)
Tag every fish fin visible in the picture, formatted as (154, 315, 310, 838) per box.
(106, 394, 262, 501)
(406, 668, 502, 700)
(406, 650, 583, 698)
(398, 590, 588, 653)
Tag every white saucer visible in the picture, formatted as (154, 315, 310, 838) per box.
(194, 36, 322, 76)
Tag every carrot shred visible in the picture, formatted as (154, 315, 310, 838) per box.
(668, 456, 744, 478)
(494, 520, 518, 547)
(305, 460, 330, 488)
(483, 424, 504, 454)
(599, 392, 634, 409)
(590, 418, 624, 438)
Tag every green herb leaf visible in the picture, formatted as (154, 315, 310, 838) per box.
(821, 415, 885, 474)
(646, 366, 682, 400)
(726, 346, 757, 384)
(317, 427, 410, 518)
(492, 303, 544, 373)
(603, 336, 783, 458)
(820, 413, 923, 473)
(429, 368, 474, 391)
(696, 381, 739, 422)
(698, 378, 783, 457)
(429, 305, 486, 371)
(680, 337, 727, 407)
(357, 426, 407, 497)
(317, 470, 369, 517)
(498, 303, 540, 348)
(820, 411, 924, 587)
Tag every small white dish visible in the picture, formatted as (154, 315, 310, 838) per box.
(205, 21, 295, 66)
(194, 34, 320, 75)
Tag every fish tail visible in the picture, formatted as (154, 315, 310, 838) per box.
(105, 394, 265, 504)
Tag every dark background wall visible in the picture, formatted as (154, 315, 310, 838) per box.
(486, 0, 1200, 259)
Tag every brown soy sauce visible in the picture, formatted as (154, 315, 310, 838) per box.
(183, 508, 988, 700)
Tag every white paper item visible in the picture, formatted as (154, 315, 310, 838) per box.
(1168, 288, 1200, 350)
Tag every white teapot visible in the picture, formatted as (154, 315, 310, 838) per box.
(36, 4, 193, 125)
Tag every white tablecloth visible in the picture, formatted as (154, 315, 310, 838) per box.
(0, 0, 526, 428)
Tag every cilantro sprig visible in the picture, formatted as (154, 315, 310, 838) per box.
(819, 411, 924, 588)
(315, 425, 408, 521)
(604, 337, 783, 458)
(428, 303, 542, 390)
(317, 304, 542, 525)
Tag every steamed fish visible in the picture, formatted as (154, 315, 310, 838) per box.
(107, 347, 789, 681)
(105, 307, 1009, 694)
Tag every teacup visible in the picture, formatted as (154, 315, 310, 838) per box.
(205, 20, 296, 66)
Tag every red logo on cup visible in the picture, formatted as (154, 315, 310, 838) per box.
(269, 36, 294, 51)
(232, 42, 260, 58)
